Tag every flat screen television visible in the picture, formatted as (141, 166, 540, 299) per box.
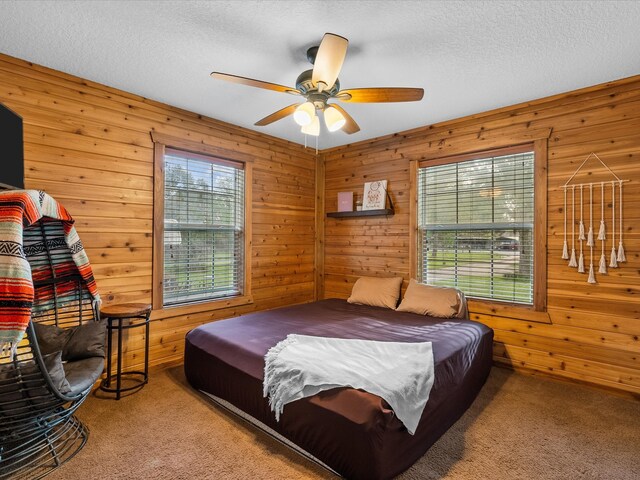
(0, 103, 24, 189)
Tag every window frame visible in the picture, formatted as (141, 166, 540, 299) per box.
(410, 140, 548, 317)
(151, 132, 253, 316)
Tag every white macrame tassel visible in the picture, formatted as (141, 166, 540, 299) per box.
(578, 251, 585, 273)
(609, 247, 618, 268)
(586, 183, 594, 247)
(587, 263, 596, 284)
(617, 180, 626, 263)
(597, 220, 606, 241)
(586, 226, 594, 247)
(617, 242, 626, 263)
(561, 186, 569, 259)
(568, 186, 578, 267)
(578, 185, 585, 241)
(609, 181, 617, 268)
(599, 252, 607, 274)
(597, 182, 606, 241)
(586, 183, 596, 284)
(577, 185, 585, 272)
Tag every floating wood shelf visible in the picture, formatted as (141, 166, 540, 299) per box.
(327, 209, 395, 218)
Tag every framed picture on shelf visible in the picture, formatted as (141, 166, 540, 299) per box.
(362, 180, 387, 210)
(337, 191, 354, 212)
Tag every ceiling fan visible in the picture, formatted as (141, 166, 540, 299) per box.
(211, 33, 424, 136)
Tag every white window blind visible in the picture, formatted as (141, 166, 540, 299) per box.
(417, 151, 535, 304)
(163, 149, 245, 306)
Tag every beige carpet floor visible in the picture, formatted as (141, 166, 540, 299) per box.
(48, 366, 640, 480)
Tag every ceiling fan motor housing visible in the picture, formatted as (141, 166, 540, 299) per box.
(296, 69, 340, 109)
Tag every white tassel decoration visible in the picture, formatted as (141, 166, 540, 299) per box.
(587, 263, 596, 284)
(597, 182, 606, 240)
(568, 186, 577, 267)
(597, 220, 606, 240)
(561, 186, 569, 260)
(609, 181, 617, 268)
(617, 180, 626, 263)
(609, 247, 618, 268)
(569, 248, 577, 267)
(587, 183, 594, 247)
(578, 252, 585, 273)
(578, 185, 585, 241)
(599, 253, 607, 274)
(617, 242, 626, 263)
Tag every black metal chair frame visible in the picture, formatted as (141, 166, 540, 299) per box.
(0, 219, 102, 479)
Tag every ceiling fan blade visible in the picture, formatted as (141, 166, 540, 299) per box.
(336, 87, 424, 103)
(311, 33, 348, 92)
(330, 104, 360, 134)
(211, 72, 300, 95)
(254, 103, 301, 126)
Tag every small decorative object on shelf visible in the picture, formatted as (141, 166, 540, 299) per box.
(327, 186, 394, 218)
(337, 191, 354, 212)
(363, 180, 388, 210)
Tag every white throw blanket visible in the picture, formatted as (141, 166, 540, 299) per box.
(263, 334, 435, 435)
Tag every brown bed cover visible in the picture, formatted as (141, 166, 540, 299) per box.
(184, 299, 493, 479)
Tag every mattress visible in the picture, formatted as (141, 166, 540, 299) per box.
(184, 299, 493, 479)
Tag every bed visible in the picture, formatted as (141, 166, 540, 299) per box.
(184, 298, 493, 479)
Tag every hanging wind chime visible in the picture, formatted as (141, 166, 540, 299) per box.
(561, 153, 629, 285)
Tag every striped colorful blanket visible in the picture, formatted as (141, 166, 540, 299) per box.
(0, 190, 100, 357)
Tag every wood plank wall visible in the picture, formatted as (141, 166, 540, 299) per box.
(322, 75, 640, 396)
(0, 53, 317, 370)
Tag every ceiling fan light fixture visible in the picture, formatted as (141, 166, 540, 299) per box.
(324, 106, 346, 132)
(301, 115, 320, 136)
(293, 102, 315, 126)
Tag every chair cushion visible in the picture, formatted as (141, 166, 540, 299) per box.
(42, 351, 72, 394)
(32, 322, 73, 356)
(33, 320, 106, 361)
(64, 321, 106, 361)
(63, 356, 105, 396)
(0, 352, 71, 408)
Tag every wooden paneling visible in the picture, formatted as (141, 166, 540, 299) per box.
(322, 74, 640, 395)
(0, 53, 317, 370)
(3, 49, 639, 395)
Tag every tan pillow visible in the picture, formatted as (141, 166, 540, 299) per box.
(396, 279, 460, 318)
(347, 276, 403, 310)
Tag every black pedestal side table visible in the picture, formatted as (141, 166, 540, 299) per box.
(99, 303, 151, 400)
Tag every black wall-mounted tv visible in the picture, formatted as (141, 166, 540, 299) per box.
(0, 103, 24, 189)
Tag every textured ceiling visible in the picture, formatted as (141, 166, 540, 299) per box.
(1, 1, 639, 149)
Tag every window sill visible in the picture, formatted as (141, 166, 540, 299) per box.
(151, 294, 253, 320)
(467, 298, 550, 324)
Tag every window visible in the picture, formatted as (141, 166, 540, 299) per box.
(416, 144, 545, 308)
(152, 133, 252, 311)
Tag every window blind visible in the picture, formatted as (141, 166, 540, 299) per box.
(163, 149, 245, 306)
(417, 151, 535, 304)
